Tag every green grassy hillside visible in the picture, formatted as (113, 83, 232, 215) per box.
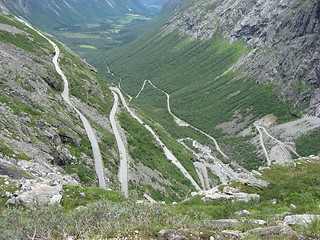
(107, 30, 296, 168)
(119, 112, 198, 201)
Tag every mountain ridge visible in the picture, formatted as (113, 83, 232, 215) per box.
(0, 0, 148, 29)
(162, 0, 320, 116)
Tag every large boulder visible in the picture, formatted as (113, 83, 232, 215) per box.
(223, 186, 240, 195)
(212, 230, 243, 240)
(234, 210, 251, 216)
(233, 193, 260, 202)
(157, 230, 189, 240)
(201, 187, 260, 203)
(15, 184, 63, 205)
(210, 219, 241, 229)
(202, 193, 234, 202)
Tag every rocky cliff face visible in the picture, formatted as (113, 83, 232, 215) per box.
(163, 0, 320, 116)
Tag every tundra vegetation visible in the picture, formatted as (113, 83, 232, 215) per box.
(0, 159, 319, 239)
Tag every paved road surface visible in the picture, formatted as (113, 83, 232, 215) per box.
(111, 87, 201, 191)
(18, 18, 107, 189)
(110, 91, 128, 197)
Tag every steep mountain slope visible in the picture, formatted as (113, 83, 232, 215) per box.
(163, 0, 320, 116)
(107, 0, 320, 169)
(0, 11, 117, 188)
(0, 0, 147, 29)
(0, 11, 200, 203)
(162, 0, 188, 11)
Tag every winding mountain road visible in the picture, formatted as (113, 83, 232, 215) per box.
(254, 123, 272, 165)
(110, 87, 202, 191)
(18, 18, 107, 189)
(110, 91, 128, 197)
(134, 80, 229, 159)
(179, 138, 237, 186)
(255, 123, 300, 166)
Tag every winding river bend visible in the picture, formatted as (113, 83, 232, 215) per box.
(18, 18, 107, 189)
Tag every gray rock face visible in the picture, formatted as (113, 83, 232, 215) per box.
(16, 184, 63, 205)
(284, 214, 320, 225)
(212, 230, 243, 240)
(202, 192, 260, 203)
(245, 225, 296, 238)
(210, 219, 241, 229)
(157, 230, 189, 240)
(234, 210, 251, 216)
(163, 0, 320, 116)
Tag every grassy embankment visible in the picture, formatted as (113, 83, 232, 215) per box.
(118, 112, 198, 201)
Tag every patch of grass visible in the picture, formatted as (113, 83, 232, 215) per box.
(221, 136, 265, 170)
(6, 97, 42, 117)
(172, 195, 260, 220)
(0, 142, 31, 161)
(0, 178, 21, 210)
(21, 83, 36, 92)
(118, 112, 196, 200)
(0, 142, 15, 156)
(233, 159, 320, 215)
(61, 185, 124, 210)
(297, 217, 320, 239)
(259, 162, 320, 214)
(60, 32, 100, 39)
(295, 128, 320, 156)
(65, 164, 96, 186)
(0, 14, 54, 54)
(0, 95, 9, 103)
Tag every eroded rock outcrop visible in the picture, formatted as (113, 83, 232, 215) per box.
(199, 186, 260, 203)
